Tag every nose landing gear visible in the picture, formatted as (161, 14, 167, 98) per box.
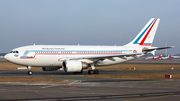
(27, 66, 33, 75)
(28, 71, 33, 75)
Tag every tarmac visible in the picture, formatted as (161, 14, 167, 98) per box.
(0, 70, 180, 101)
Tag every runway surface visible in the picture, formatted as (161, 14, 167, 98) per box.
(0, 70, 180, 101)
(1, 70, 180, 77)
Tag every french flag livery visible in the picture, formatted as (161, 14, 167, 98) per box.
(125, 18, 160, 47)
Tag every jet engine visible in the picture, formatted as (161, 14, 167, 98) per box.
(42, 67, 60, 71)
(62, 60, 88, 72)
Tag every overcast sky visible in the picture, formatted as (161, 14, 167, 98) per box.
(0, 0, 179, 54)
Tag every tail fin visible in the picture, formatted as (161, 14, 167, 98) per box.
(160, 53, 163, 56)
(125, 18, 160, 47)
(158, 53, 163, 58)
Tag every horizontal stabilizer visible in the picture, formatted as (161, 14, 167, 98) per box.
(143, 46, 175, 52)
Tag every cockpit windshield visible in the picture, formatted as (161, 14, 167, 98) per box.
(10, 51, 19, 53)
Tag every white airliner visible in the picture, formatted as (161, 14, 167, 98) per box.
(5, 18, 174, 75)
(171, 55, 180, 59)
(161, 55, 171, 60)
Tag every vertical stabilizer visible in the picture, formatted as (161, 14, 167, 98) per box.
(125, 18, 160, 47)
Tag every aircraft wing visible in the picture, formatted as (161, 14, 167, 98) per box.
(70, 52, 143, 60)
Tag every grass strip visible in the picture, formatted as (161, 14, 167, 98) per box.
(87, 73, 180, 80)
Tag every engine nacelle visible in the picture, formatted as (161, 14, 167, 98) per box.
(42, 67, 60, 71)
(62, 60, 88, 72)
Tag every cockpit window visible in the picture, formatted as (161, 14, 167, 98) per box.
(10, 51, 19, 53)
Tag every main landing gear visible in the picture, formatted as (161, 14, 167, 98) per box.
(27, 66, 33, 75)
(88, 64, 99, 74)
(88, 70, 99, 74)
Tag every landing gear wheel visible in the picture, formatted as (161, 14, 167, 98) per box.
(28, 71, 33, 75)
(94, 70, 99, 74)
(88, 70, 94, 74)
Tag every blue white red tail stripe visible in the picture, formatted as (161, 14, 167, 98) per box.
(139, 18, 157, 46)
(125, 18, 160, 47)
(133, 18, 157, 46)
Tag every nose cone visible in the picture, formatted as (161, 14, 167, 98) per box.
(4, 54, 10, 61)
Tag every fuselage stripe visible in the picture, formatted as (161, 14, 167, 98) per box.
(20, 53, 124, 59)
(20, 49, 134, 59)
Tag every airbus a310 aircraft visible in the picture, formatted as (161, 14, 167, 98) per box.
(5, 18, 174, 75)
